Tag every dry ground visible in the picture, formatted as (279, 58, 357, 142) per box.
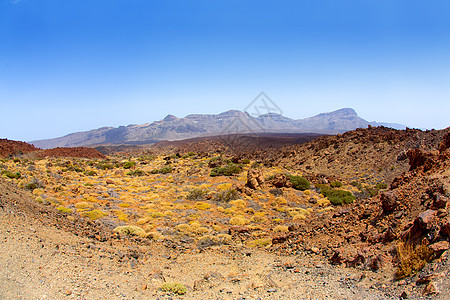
(0, 178, 421, 300)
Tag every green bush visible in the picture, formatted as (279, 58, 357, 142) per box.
(186, 188, 209, 200)
(287, 175, 310, 191)
(123, 161, 136, 169)
(213, 188, 239, 202)
(151, 166, 173, 174)
(210, 163, 242, 177)
(330, 181, 343, 188)
(1, 170, 21, 179)
(84, 170, 97, 176)
(242, 158, 251, 164)
(321, 188, 355, 205)
(96, 162, 114, 170)
(126, 169, 146, 176)
(376, 182, 388, 190)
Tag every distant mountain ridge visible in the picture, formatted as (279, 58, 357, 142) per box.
(30, 108, 406, 149)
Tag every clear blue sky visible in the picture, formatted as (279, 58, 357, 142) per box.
(1, 0, 449, 141)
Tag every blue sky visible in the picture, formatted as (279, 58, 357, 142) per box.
(1, 0, 449, 141)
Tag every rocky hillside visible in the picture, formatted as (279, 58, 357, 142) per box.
(31, 108, 406, 149)
(0, 139, 39, 158)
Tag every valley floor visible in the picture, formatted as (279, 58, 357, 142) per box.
(1, 179, 449, 300)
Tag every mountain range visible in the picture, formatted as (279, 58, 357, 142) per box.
(30, 108, 406, 149)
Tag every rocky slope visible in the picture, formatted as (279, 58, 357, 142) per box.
(31, 108, 406, 149)
(0, 139, 39, 158)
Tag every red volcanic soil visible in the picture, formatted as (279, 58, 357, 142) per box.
(36, 147, 106, 159)
(0, 139, 105, 159)
(0, 139, 39, 158)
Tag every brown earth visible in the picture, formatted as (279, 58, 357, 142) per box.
(35, 147, 106, 159)
(0, 139, 105, 159)
(0, 139, 39, 158)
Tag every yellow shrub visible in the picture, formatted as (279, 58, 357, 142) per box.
(293, 214, 306, 221)
(81, 209, 107, 220)
(273, 225, 289, 232)
(32, 188, 45, 196)
(230, 199, 246, 209)
(272, 218, 283, 223)
(113, 225, 146, 237)
(75, 201, 95, 210)
(150, 212, 165, 218)
(396, 241, 434, 279)
(137, 217, 152, 225)
(318, 206, 334, 213)
(195, 202, 211, 210)
(248, 224, 263, 231)
(276, 197, 287, 205)
(250, 214, 267, 223)
(229, 216, 250, 225)
(317, 198, 331, 206)
(212, 224, 222, 232)
(119, 203, 130, 208)
(248, 238, 272, 248)
(17, 180, 26, 189)
(175, 224, 192, 234)
(217, 183, 232, 190)
(164, 210, 174, 216)
(304, 190, 311, 195)
(57, 206, 72, 214)
(194, 226, 209, 235)
(244, 207, 255, 214)
(217, 234, 232, 244)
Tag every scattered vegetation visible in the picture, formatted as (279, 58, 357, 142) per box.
(123, 161, 136, 169)
(1, 170, 21, 179)
(151, 166, 173, 174)
(213, 188, 239, 202)
(126, 169, 146, 176)
(210, 163, 242, 177)
(320, 187, 355, 205)
(287, 174, 310, 190)
(330, 181, 342, 188)
(186, 188, 209, 201)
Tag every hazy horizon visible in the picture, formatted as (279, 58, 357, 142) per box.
(1, 1, 449, 141)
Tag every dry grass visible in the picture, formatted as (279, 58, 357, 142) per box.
(395, 240, 434, 280)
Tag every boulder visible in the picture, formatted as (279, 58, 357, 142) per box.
(380, 191, 398, 214)
(440, 218, 450, 237)
(438, 132, 450, 153)
(269, 173, 290, 188)
(429, 241, 449, 254)
(407, 149, 435, 171)
(418, 210, 437, 230)
(246, 168, 265, 189)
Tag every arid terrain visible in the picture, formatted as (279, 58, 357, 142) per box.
(1, 126, 450, 299)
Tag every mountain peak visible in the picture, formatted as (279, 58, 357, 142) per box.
(332, 108, 357, 115)
(163, 114, 178, 122)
